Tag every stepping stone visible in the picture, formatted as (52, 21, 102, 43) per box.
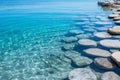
(101, 72, 120, 80)
(113, 11, 120, 14)
(108, 14, 119, 18)
(111, 51, 120, 67)
(100, 39, 120, 48)
(113, 17, 120, 21)
(68, 68, 97, 80)
(84, 48, 111, 57)
(62, 44, 75, 50)
(72, 56, 92, 67)
(76, 33, 92, 39)
(78, 39, 97, 47)
(115, 21, 120, 25)
(94, 58, 115, 70)
(110, 49, 120, 53)
(75, 22, 86, 26)
(62, 37, 78, 43)
(94, 32, 111, 38)
(108, 26, 120, 35)
(69, 30, 83, 35)
(83, 28, 96, 32)
(64, 51, 80, 59)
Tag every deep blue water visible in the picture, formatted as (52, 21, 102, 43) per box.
(0, 1, 120, 80)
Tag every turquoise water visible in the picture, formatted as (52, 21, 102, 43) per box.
(0, 1, 119, 80)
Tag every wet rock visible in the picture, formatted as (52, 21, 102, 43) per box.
(108, 26, 120, 35)
(108, 14, 119, 19)
(84, 48, 111, 57)
(64, 51, 80, 59)
(111, 51, 120, 67)
(113, 11, 120, 14)
(72, 56, 92, 67)
(76, 33, 92, 39)
(113, 17, 120, 21)
(69, 30, 83, 35)
(62, 44, 75, 50)
(83, 28, 96, 32)
(115, 21, 120, 25)
(94, 32, 111, 38)
(110, 49, 120, 53)
(62, 37, 78, 43)
(78, 39, 97, 47)
(100, 39, 120, 48)
(68, 68, 97, 80)
(101, 72, 120, 80)
(94, 58, 115, 70)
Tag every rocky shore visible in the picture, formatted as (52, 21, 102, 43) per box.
(60, 2, 120, 80)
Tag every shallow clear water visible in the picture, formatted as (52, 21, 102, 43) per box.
(0, 1, 120, 80)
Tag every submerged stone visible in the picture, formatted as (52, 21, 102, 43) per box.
(69, 30, 83, 35)
(101, 72, 120, 80)
(94, 22, 112, 25)
(100, 39, 120, 48)
(76, 33, 92, 39)
(94, 57, 115, 70)
(84, 48, 111, 57)
(68, 68, 97, 80)
(72, 56, 92, 67)
(62, 37, 78, 43)
(64, 51, 80, 59)
(62, 44, 75, 50)
(94, 32, 111, 38)
(78, 39, 97, 47)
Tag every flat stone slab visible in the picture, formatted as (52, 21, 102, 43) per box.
(101, 72, 120, 80)
(72, 56, 92, 67)
(94, 32, 111, 38)
(64, 51, 80, 59)
(69, 30, 83, 35)
(115, 21, 120, 25)
(62, 37, 78, 43)
(78, 39, 97, 47)
(111, 51, 120, 67)
(68, 68, 97, 80)
(62, 44, 75, 50)
(108, 14, 119, 18)
(76, 33, 92, 39)
(94, 58, 115, 70)
(113, 17, 120, 21)
(94, 22, 112, 25)
(84, 48, 111, 57)
(100, 39, 120, 48)
(108, 26, 120, 35)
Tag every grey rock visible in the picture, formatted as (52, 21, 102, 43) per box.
(68, 68, 97, 80)
(100, 39, 120, 48)
(84, 48, 111, 57)
(101, 72, 120, 80)
(78, 39, 97, 47)
(94, 58, 115, 70)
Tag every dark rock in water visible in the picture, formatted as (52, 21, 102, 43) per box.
(68, 68, 97, 80)
(108, 26, 120, 35)
(78, 39, 97, 47)
(99, 39, 120, 48)
(113, 17, 120, 21)
(111, 51, 120, 68)
(69, 30, 83, 35)
(94, 32, 111, 38)
(62, 37, 78, 43)
(84, 48, 111, 57)
(94, 57, 115, 70)
(101, 72, 120, 80)
(72, 56, 92, 67)
(62, 44, 75, 51)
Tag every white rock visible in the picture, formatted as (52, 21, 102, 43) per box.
(108, 26, 120, 35)
(84, 48, 111, 57)
(68, 68, 97, 80)
(100, 39, 120, 48)
(78, 39, 97, 47)
(111, 51, 120, 67)
(94, 32, 111, 38)
(108, 14, 119, 18)
(101, 72, 120, 80)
